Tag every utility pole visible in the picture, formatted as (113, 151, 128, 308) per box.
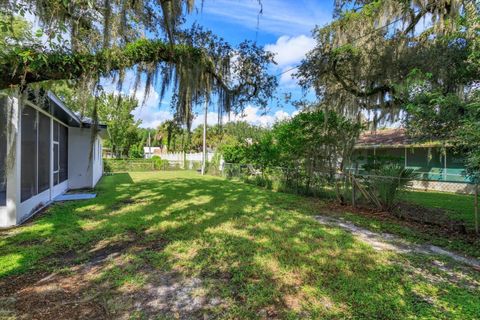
(201, 100, 208, 175)
(148, 131, 151, 159)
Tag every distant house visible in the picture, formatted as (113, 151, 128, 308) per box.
(352, 128, 474, 193)
(143, 146, 163, 159)
(0, 92, 106, 227)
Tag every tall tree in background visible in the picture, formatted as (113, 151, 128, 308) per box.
(155, 120, 185, 152)
(97, 94, 142, 158)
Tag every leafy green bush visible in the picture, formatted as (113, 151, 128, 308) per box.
(103, 159, 155, 172)
(151, 156, 169, 170)
(221, 143, 248, 163)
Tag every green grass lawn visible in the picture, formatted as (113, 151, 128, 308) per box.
(402, 190, 477, 229)
(1, 171, 479, 319)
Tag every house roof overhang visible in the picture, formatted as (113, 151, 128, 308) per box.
(46, 92, 83, 127)
(40, 92, 107, 130)
(354, 128, 444, 150)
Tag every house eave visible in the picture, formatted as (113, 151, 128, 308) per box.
(47, 91, 83, 127)
(354, 142, 446, 150)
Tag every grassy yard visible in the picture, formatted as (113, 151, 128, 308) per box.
(1, 171, 479, 319)
(402, 190, 477, 229)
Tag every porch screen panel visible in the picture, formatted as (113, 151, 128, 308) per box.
(38, 113, 50, 193)
(0, 100, 7, 206)
(53, 143, 59, 185)
(59, 124, 68, 182)
(21, 105, 38, 202)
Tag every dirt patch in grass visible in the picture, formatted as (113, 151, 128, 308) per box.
(0, 232, 222, 319)
(314, 215, 480, 291)
(0, 265, 108, 319)
(395, 202, 467, 233)
(119, 271, 223, 319)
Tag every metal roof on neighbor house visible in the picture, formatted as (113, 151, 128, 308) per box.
(355, 128, 443, 149)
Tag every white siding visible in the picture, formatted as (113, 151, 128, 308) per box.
(92, 137, 103, 186)
(68, 127, 104, 189)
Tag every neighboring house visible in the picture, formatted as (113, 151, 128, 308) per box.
(157, 152, 215, 162)
(143, 147, 216, 163)
(143, 146, 163, 159)
(0, 92, 106, 227)
(352, 128, 474, 193)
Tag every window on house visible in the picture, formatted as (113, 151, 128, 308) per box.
(53, 121, 59, 142)
(21, 105, 38, 202)
(53, 139, 59, 185)
(0, 101, 7, 206)
(59, 124, 68, 182)
(20, 104, 69, 201)
(53, 120, 68, 185)
(38, 113, 50, 193)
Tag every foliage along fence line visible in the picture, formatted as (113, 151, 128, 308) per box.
(104, 158, 184, 173)
(220, 163, 415, 209)
(103, 158, 215, 173)
(220, 163, 479, 233)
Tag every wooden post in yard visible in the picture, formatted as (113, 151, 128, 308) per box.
(351, 174, 356, 207)
(475, 183, 479, 235)
(351, 163, 358, 207)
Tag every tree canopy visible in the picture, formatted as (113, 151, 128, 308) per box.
(297, 0, 479, 124)
(0, 1, 276, 130)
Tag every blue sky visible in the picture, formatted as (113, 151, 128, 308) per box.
(129, 0, 335, 128)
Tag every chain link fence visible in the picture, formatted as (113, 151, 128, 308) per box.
(220, 163, 431, 209)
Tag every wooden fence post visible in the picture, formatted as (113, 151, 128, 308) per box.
(351, 174, 356, 207)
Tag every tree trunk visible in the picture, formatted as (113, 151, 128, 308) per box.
(201, 100, 208, 175)
(475, 183, 479, 235)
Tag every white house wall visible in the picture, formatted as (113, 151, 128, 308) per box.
(68, 127, 103, 189)
(92, 137, 103, 186)
(68, 127, 93, 189)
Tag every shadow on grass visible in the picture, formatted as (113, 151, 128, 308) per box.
(0, 171, 479, 319)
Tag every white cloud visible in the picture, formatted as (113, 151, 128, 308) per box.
(130, 86, 160, 109)
(133, 107, 173, 129)
(265, 35, 315, 87)
(265, 35, 316, 67)
(123, 85, 172, 128)
(189, 106, 298, 129)
(192, 111, 222, 129)
(228, 105, 295, 127)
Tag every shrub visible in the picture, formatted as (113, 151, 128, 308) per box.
(356, 164, 417, 210)
(151, 156, 169, 170)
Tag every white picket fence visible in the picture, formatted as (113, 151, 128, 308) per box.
(146, 151, 215, 162)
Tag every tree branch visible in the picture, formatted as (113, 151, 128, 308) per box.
(403, 8, 426, 35)
(0, 39, 225, 91)
(331, 59, 393, 98)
